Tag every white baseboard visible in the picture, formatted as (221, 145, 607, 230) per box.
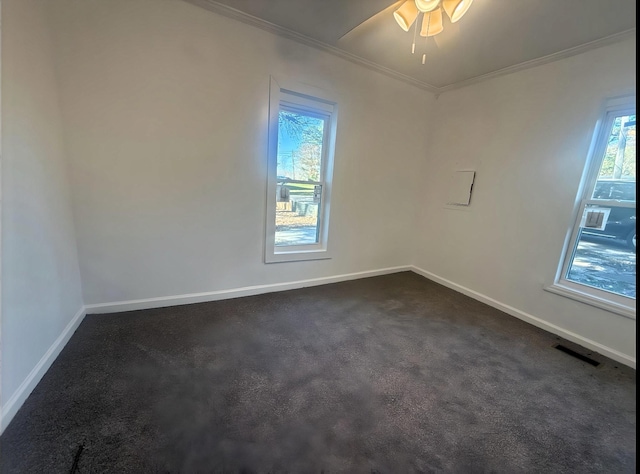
(0, 267, 408, 434)
(0, 306, 87, 435)
(410, 265, 636, 369)
(84, 265, 413, 314)
(0, 265, 632, 436)
(86, 264, 636, 369)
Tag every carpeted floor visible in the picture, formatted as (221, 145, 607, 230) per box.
(0, 272, 636, 473)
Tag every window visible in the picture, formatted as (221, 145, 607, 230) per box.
(548, 96, 636, 319)
(265, 77, 338, 263)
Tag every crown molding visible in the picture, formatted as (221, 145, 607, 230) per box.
(182, 0, 635, 96)
(437, 28, 637, 94)
(182, 0, 440, 94)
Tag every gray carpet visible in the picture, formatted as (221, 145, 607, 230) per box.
(0, 272, 636, 473)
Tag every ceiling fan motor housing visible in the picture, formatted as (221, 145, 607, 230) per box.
(415, 0, 440, 13)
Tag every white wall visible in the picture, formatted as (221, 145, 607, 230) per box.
(45, 0, 434, 306)
(1, 0, 84, 429)
(414, 37, 636, 363)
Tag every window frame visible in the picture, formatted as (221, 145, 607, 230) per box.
(264, 77, 338, 263)
(547, 96, 636, 320)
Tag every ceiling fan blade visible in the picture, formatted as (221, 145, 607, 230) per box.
(338, 1, 404, 43)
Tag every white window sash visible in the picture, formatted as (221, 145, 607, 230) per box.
(547, 97, 636, 319)
(265, 76, 337, 263)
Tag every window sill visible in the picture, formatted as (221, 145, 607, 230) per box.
(265, 249, 332, 264)
(544, 282, 636, 320)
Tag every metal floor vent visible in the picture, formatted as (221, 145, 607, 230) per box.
(554, 344, 601, 367)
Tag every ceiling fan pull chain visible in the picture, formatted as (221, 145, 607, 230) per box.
(422, 10, 432, 65)
(411, 13, 419, 54)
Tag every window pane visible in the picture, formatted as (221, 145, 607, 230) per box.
(566, 205, 636, 298)
(275, 110, 324, 246)
(592, 114, 636, 201)
(275, 183, 321, 246)
(277, 110, 324, 182)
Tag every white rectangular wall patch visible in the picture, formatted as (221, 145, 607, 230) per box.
(446, 170, 476, 206)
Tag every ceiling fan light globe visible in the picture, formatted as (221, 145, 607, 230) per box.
(415, 0, 440, 13)
(393, 0, 419, 31)
(420, 7, 444, 37)
(442, 0, 473, 23)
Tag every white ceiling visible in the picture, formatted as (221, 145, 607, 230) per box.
(185, 0, 636, 91)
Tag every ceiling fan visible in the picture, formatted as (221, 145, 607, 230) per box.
(339, 0, 473, 64)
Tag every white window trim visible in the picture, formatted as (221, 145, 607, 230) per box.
(264, 76, 338, 264)
(546, 95, 636, 320)
(545, 282, 635, 319)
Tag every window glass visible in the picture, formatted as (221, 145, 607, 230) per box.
(275, 110, 326, 246)
(563, 111, 636, 301)
(566, 206, 636, 298)
(277, 110, 324, 181)
(265, 77, 337, 263)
